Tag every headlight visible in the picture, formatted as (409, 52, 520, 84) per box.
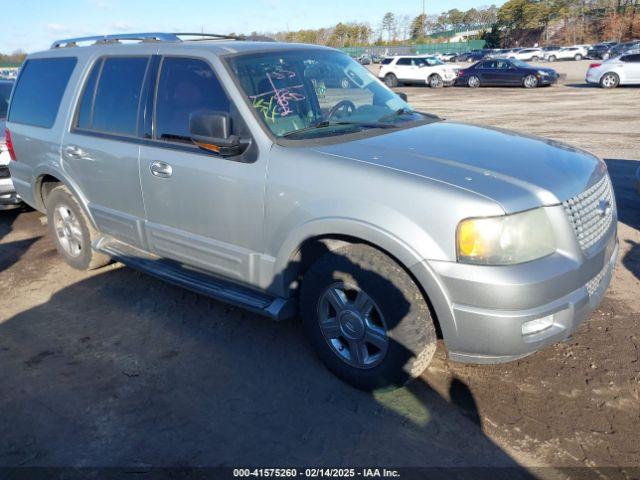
(457, 208, 556, 265)
(538, 70, 549, 76)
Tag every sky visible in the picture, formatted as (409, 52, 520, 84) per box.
(2, 0, 506, 53)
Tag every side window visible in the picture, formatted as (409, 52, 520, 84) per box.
(396, 58, 412, 66)
(76, 59, 102, 129)
(155, 57, 231, 143)
(8, 57, 77, 128)
(380, 58, 393, 65)
(91, 57, 149, 136)
(628, 54, 640, 63)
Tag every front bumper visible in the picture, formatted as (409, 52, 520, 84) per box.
(424, 216, 618, 364)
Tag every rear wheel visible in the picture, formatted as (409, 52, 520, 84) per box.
(429, 73, 443, 88)
(532, 56, 540, 61)
(523, 74, 539, 88)
(384, 73, 398, 88)
(300, 244, 437, 391)
(46, 185, 110, 271)
(600, 72, 619, 89)
(574, 54, 583, 61)
(548, 55, 557, 62)
(468, 75, 480, 88)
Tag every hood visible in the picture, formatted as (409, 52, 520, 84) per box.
(311, 121, 604, 213)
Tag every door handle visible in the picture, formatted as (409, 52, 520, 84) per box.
(150, 160, 173, 178)
(64, 145, 87, 159)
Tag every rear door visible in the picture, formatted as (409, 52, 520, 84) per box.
(61, 55, 149, 248)
(621, 54, 640, 82)
(477, 60, 498, 85)
(138, 55, 266, 284)
(394, 58, 417, 81)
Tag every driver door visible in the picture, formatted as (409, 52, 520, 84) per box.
(138, 55, 267, 284)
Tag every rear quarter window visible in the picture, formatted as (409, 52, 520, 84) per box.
(380, 58, 393, 65)
(8, 57, 77, 128)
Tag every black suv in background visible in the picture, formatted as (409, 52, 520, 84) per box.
(588, 42, 618, 59)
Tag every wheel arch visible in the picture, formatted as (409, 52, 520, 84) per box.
(33, 166, 98, 229)
(272, 220, 450, 340)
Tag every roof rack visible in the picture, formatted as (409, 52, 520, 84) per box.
(50, 32, 245, 49)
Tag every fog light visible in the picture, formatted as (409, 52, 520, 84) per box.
(522, 315, 554, 336)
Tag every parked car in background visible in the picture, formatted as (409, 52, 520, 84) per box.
(379, 55, 459, 88)
(8, 33, 618, 391)
(356, 54, 371, 65)
(370, 54, 382, 64)
(0, 79, 21, 209)
(545, 46, 588, 62)
(586, 51, 640, 88)
(454, 51, 487, 63)
(587, 42, 618, 59)
(604, 41, 640, 60)
(509, 48, 544, 61)
(437, 52, 458, 62)
(457, 58, 558, 88)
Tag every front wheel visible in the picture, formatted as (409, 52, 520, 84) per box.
(300, 244, 437, 391)
(548, 55, 557, 62)
(531, 56, 540, 61)
(429, 73, 443, 88)
(46, 185, 111, 271)
(523, 74, 539, 88)
(574, 54, 583, 61)
(600, 72, 619, 89)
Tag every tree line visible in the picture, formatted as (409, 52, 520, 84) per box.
(258, 0, 639, 48)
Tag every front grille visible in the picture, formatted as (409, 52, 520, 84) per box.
(0, 166, 10, 179)
(586, 261, 612, 297)
(563, 175, 615, 252)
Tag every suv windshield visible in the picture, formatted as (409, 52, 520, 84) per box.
(0, 81, 12, 119)
(227, 49, 430, 140)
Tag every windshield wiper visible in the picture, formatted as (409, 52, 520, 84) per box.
(282, 120, 397, 138)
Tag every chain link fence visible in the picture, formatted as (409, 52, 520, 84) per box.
(341, 40, 486, 58)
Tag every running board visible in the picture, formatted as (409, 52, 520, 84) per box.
(95, 237, 297, 321)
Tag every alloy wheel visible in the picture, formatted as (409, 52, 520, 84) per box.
(53, 204, 83, 257)
(524, 75, 539, 88)
(317, 283, 389, 369)
(601, 73, 618, 89)
(468, 76, 480, 88)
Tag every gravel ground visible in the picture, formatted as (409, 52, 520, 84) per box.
(0, 59, 639, 478)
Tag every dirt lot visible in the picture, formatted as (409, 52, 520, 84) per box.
(1, 59, 639, 478)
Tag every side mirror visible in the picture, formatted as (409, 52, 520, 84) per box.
(189, 111, 246, 157)
(397, 92, 408, 102)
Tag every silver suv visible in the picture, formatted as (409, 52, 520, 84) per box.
(7, 33, 618, 390)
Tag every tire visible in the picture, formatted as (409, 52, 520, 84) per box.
(523, 74, 539, 88)
(429, 73, 443, 88)
(300, 244, 437, 391)
(46, 185, 111, 271)
(532, 56, 540, 61)
(574, 54, 583, 61)
(548, 55, 557, 62)
(384, 73, 398, 88)
(600, 72, 619, 89)
(467, 75, 480, 88)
